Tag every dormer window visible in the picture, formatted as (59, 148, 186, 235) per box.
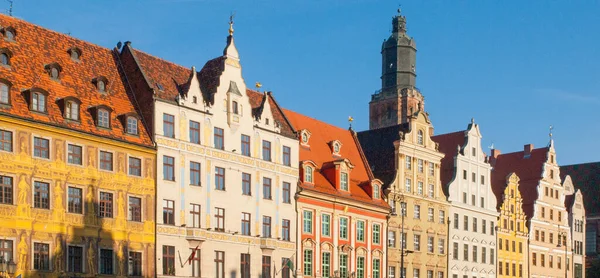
(373, 184, 380, 199)
(93, 76, 108, 93)
(265, 118, 269, 125)
(417, 130, 424, 145)
(68, 47, 81, 61)
(232, 101, 239, 114)
(0, 49, 12, 66)
(304, 166, 313, 183)
(31, 91, 47, 112)
(333, 143, 340, 153)
(300, 130, 311, 145)
(301, 133, 308, 143)
(340, 172, 349, 191)
(0, 81, 10, 104)
(126, 116, 138, 135)
(45, 63, 62, 80)
(65, 100, 80, 121)
(3, 27, 15, 41)
(192, 96, 197, 104)
(330, 140, 342, 155)
(98, 80, 106, 92)
(97, 109, 110, 128)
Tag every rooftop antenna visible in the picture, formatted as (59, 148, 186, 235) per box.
(6, 0, 12, 16)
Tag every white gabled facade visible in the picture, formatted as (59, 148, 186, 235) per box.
(154, 30, 299, 278)
(443, 120, 499, 278)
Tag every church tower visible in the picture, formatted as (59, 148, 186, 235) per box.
(369, 10, 425, 130)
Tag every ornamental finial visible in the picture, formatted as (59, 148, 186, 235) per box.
(549, 125, 554, 139)
(228, 12, 235, 36)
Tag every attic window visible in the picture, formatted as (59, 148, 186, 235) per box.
(333, 142, 341, 154)
(126, 116, 138, 135)
(45, 63, 62, 80)
(300, 130, 311, 145)
(0, 81, 10, 104)
(3, 27, 15, 41)
(340, 172, 349, 191)
(93, 77, 108, 93)
(68, 47, 82, 61)
(192, 96, 197, 104)
(65, 100, 80, 121)
(304, 165, 313, 183)
(417, 130, 424, 145)
(97, 109, 110, 128)
(373, 184, 380, 199)
(31, 90, 47, 113)
(0, 49, 12, 66)
(98, 80, 106, 92)
(265, 118, 269, 125)
(156, 83, 164, 91)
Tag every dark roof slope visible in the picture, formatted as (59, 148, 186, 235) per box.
(357, 124, 409, 187)
(432, 131, 466, 196)
(561, 162, 600, 216)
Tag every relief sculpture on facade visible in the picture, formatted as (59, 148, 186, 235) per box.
(17, 175, 31, 218)
(17, 234, 28, 271)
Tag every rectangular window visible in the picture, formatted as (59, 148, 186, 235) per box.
(499, 262, 503, 275)
(339, 254, 348, 277)
(68, 245, 83, 273)
(472, 244, 478, 262)
(481, 247, 487, 263)
(388, 231, 396, 247)
(67, 144, 82, 165)
(189, 161, 201, 186)
(263, 177, 272, 199)
(405, 178, 411, 192)
(341, 172, 349, 191)
(357, 256, 365, 278)
(418, 159, 424, 173)
(339, 217, 348, 239)
(163, 245, 175, 275)
(357, 220, 365, 242)
(215, 167, 225, 190)
(0, 130, 12, 152)
(401, 232, 407, 249)
(67, 187, 82, 214)
(303, 211, 313, 234)
(127, 117, 138, 135)
(33, 242, 49, 271)
(282, 182, 291, 203)
(400, 202, 407, 216)
(438, 238, 445, 254)
(163, 156, 175, 181)
(241, 253, 251, 278)
(480, 197, 485, 208)
(262, 216, 272, 238)
(0, 239, 12, 267)
(414, 204, 420, 219)
(34, 137, 49, 159)
(439, 210, 445, 224)
(99, 192, 113, 218)
(417, 181, 423, 195)
(34, 181, 50, 209)
(262, 140, 271, 161)
(190, 204, 201, 228)
(129, 251, 143, 276)
(428, 208, 434, 222)
(303, 249, 313, 276)
(282, 219, 291, 241)
(189, 120, 200, 144)
(190, 248, 201, 277)
(214, 127, 224, 150)
(405, 156, 412, 169)
(215, 207, 225, 232)
(454, 213, 459, 229)
(490, 249, 495, 265)
(414, 234, 421, 251)
(241, 212, 251, 236)
(129, 157, 142, 176)
(32, 92, 46, 112)
(428, 184, 434, 198)
(413, 269, 420, 278)
(428, 162, 434, 176)
(99, 151, 113, 171)
(428, 236, 434, 253)
(389, 266, 396, 278)
(473, 217, 477, 232)
(471, 172, 476, 182)
(262, 256, 272, 278)
(463, 170, 467, 180)
(163, 199, 175, 225)
(464, 215, 468, 231)
(322, 252, 331, 278)
(163, 113, 175, 138)
(321, 214, 330, 236)
(283, 146, 291, 166)
(215, 251, 225, 278)
(100, 249, 114, 274)
(129, 196, 142, 222)
(242, 173, 251, 195)
(241, 134, 251, 156)
(373, 224, 381, 244)
(463, 244, 468, 261)
(453, 242, 458, 260)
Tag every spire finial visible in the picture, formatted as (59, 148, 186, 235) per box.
(228, 12, 235, 36)
(348, 116, 354, 130)
(397, 4, 402, 15)
(549, 125, 554, 139)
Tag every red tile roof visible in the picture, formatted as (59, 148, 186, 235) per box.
(284, 109, 389, 209)
(561, 162, 600, 216)
(0, 14, 152, 147)
(490, 147, 548, 221)
(432, 130, 466, 196)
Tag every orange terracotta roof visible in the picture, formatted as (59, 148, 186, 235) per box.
(490, 146, 548, 221)
(283, 109, 389, 209)
(0, 14, 152, 147)
(432, 130, 466, 196)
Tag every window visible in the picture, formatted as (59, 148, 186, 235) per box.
(471, 172, 476, 182)
(452, 243, 458, 259)
(463, 244, 468, 260)
(98, 109, 110, 128)
(472, 244, 478, 262)
(190, 204, 201, 228)
(321, 214, 330, 236)
(126, 117, 138, 135)
(0, 130, 11, 152)
(67, 144, 82, 165)
(100, 249, 114, 274)
(189, 248, 201, 277)
(0, 53, 8, 65)
(481, 247, 486, 263)
(215, 207, 225, 232)
(438, 238, 445, 254)
(405, 156, 412, 169)
(427, 236, 434, 253)
(301, 132, 309, 144)
(263, 177, 272, 199)
(129, 157, 142, 176)
(31, 91, 46, 112)
(373, 184, 380, 199)
(322, 252, 331, 278)
(400, 202, 407, 216)
(339, 254, 348, 277)
(388, 231, 396, 247)
(242, 173, 251, 196)
(499, 262, 503, 275)
(532, 253, 537, 266)
(34, 137, 50, 159)
(282, 219, 291, 241)
(190, 162, 201, 186)
(33, 243, 50, 271)
(4, 29, 14, 41)
(262, 216, 272, 238)
(282, 182, 291, 203)
(163, 114, 175, 138)
(163, 245, 175, 275)
(241, 135, 251, 156)
(453, 213, 459, 229)
(490, 249, 494, 265)
(413, 269, 419, 278)
(67, 187, 82, 214)
(262, 140, 272, 161)
(304, 166, 313, 183)
(68, 245, 83, 273)
(34, 181, 49, 209)
(418, 159, 424, 173)
(414, 204, 420, 219)
(241, 253, 251, 278)
(389, 266, 396, 278)
(356, 221, 365, 242)
(232, 101, 239, 114)
(241, 212, 251, 236)
(0, 239, 12, 268)
(340, 172, 349, 191)
(357, 256, 365, 278)
(283, 146, 291, 166)
(499, 239, 502, 250)
(65, 101, 79, 120)
(129, 197, 142, 222)
(99, 192, 113, 218)
(428, 184, 434, 198)
(340, 217, 348, 239)
(0, 176, 12, 204)
(541, 254, 545, 267)
(462, 192, 467, 203)
(303, 211, 313, 234)
(100, 151, 113, 171)
(405, 178, 411, 192)
(464, 216, 468, 231)
(482, 220, 487, 234)
(214, 127, 224, 149)
(414, 234, 421, 251)
(428, 208, 434, 222)
(189, 121, 200, 144)
(417, 130, 424, 145)
(163, 199, 175, 225)
(262, 256, 271, 278)
(215, 251, 225, 278)
(401, 232, 407, 249)
(473, 217, 478, 232)
(215, 167, 225, 190)
(417, 181, 423, 195)
(97, 79, 106, 92)
(163, 156, 175, 181)
(471, 194, 476, 206)
(480, 175, 485, 185)
(428, 162, 435, 176)
(463, 170, 467, 180)
(303, 249, 313, 276)
(439, 210, 445, 224)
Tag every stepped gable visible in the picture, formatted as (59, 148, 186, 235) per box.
(491, 147, 548, 221)
(284, 109, 389, 208)
(357, 124, 409, 187)
(0, 14, 152, 146)
(432, 130, 466, 196)
(561, 162, 600, 216)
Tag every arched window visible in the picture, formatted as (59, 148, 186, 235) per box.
(0, 53, 9, 65)
(373, 184, 380, 199)
(333, 143, 340, 154)
(97, 109, 110, 128)
(417, 130, 424, 145)
(0, 83, 9, 104)
(126, 116, 138, 135)
(97, 80, 105, 92)
(71, 50, 79, 60)
(50, 67, 60, 79)
(65, 100, 79, 120)
(301, 133, 308, 143)
(304, 166, 313, 183)
(4, 29, 15, 41)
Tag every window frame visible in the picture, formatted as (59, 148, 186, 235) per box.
(128, 157, 142, 177)
(242, 172, 251, 196)
(283, 145, 291, 166)
(33, 181, 50, 209)
(215, 167, 225, 190)
(263, 177, 272, 200)
(67, 144, 83, 165)
(163, 113, 175, 138)
(190, 161, 201, 186)
(97, 108, 110, 129)
(67, 186, 83, 214)
(33, 242, 50, 271)
(33, 137, 50, 159)
(262, 140, 272, 161)
(128, 196, 142, 222)
(189, 120, 200, 144)
(214, 127, 224, 150)
(126, 116, 139, 135)
(0, 130, 12, 152)
(241, 134, 251, 156)
(31, 91, 47, 113)
(215, 207, 225, 232)
(163, 199, 175, 225)
(99, 150, 114, 171)
(282, 182, 291, 203)
(99, 191, 114, 218)
(163, 156, 175, 181)
(0, 176, 13, 205)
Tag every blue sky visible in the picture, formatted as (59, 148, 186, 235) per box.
(9, 0, 600, 165)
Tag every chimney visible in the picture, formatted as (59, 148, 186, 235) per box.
(489, 149, 501, 166)
(524, 144, 534, 158)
